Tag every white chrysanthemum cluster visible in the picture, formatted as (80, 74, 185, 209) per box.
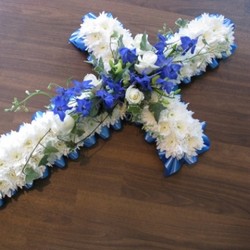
(0, 112, 75, 198)
(0, 105, 126, 199)
(141, 96, 205, 160)
(167, 13, 235, 81)
(79, 12, 134, 71)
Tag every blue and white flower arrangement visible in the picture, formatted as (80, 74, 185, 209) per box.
(0, 12, 236, 207)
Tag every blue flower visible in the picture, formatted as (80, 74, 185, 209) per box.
(161, 63, 182, 80)
(72, 80, 92, 94)
(119, 47, 137, 64)
(133, 73, 152, 92)
(154, 34, 167, 53)
(156, 78, 175, 93)
(102, 75, 125, 99)
(155, 54, 171, 67)
(96, 89, 115, 109)
(180, 36, 198, 55)
(51, 95, 71, 121)
(75, 98, 92, 117)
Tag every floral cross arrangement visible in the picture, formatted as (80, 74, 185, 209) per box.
(0, 12, 236, 207)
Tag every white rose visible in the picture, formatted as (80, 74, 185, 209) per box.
(83, 74, 102, 89)
(51, 114, 75, 135)
(135, 51, 159, 75)
(125, 85, 144, 104)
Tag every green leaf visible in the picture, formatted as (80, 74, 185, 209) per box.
(127, 104, 142, 122)
(24, 166, 41, 183)
(140, 33, 152, 51)
(175, 18, 189, 28)
(64, 140, 77, 149)
(149, 103, 166, 122)
(117, 34, 124, 48)
(44, 145, 59, 155)
(38, 155, 49, 166)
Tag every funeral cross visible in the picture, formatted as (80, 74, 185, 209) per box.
(0, 12, 236, 207)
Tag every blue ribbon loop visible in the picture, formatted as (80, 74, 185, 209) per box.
(84, 135, 97, 147)
(68, 150, 79, 160)
(41, 166, 50, 179)
(163, 157, 182, 176)
(69, 28, 86, 52)
(54, 157, 66, 168)
(99, 126, 110, 140)
(156, 130, 211, 176)
(182, 77, 191, 84)
(25, 182, 33, 189)
(144, 132, 155, 143)
(32, 110, 44, 120)
(209, 58, 219, 69)
(184, 155, 198, 165)
(0, 199, 4, 207)
(111, 119, 122, 131)
(69, 12, 114, 52)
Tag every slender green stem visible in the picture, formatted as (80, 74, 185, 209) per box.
(22, 129, 51, 172)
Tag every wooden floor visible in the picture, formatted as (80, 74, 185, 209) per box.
(0, 0, 249, 249)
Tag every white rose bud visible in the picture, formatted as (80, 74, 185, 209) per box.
(51, 114, 75, 135)
(135, 51, 159, 75)
(83, 73, 102, 89)
(125, 85, 144, 105)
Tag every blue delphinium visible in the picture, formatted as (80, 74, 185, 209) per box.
(180, 36, 198, 55)
(119, 47, 137, 64)
(96, 89, 115, 108)
(75, 98, 92, 117)
(72, 79, 93, 95)
(156, 78, 175, 93)
(51, 95, 72, 121)
(154, 34, 167, 53)
(131, 73, 152, 92)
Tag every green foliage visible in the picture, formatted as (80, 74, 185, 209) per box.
(43, 144, 59, 155)
(24, 165, 41, 183)
(158, 23, 173, 37)
(5, 90, 52, 112)
(38, 142, 59, 166)
(149, 102, 166, 122)
(140, 33, 152, 51)
(175, 18, 189, 28)
(127, 104, 142, 122)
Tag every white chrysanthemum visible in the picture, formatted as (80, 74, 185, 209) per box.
(166, 13, 235, 83)
(142, 97, 204, 159)
(141, 106, 158, 133)
(79, 12, 134, 71)
(0, 111, 77, 198)
(101, 103, 127, 127)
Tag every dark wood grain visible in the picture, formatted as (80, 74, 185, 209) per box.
(0, 0, 249, 249)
